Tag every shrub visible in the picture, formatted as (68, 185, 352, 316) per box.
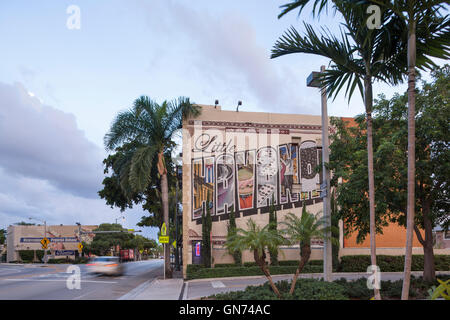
(214, 263, 237, 268)
(338, 255, 450, 272)
(210, 278, 348, 300)
(334, 278, 373, 300)
(293, 279, 349, 300)
(186, 264, 322, 280)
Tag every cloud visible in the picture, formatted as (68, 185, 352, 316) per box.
(136, 0, 314, 114)
(0, 82, 104, 198)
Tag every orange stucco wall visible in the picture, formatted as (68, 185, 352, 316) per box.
(344, 223, 424, 248)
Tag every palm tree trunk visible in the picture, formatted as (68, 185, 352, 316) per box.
(422, 199, 435, 283)
(254, 250, 281, 298)
(364, 73, 381, 300)
(289, 243, 311, 295)
(402, 18, 416, 300)
(159, 151, 172, 278)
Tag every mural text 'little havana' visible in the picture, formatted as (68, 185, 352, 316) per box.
(192, 140, 323, 221)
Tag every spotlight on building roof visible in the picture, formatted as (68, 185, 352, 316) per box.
(215, 99, 219, 108)
(236, 100, 242, 112)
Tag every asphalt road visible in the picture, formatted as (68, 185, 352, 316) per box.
(0, 259, 163, 300)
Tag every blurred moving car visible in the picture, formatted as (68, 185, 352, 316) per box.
(87, 256, 124, 276)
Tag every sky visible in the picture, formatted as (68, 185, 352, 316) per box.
(0, 0, 444, 241)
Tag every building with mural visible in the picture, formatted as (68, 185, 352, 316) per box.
(181, 105, 448, 278)
(6, 224, 97, 262)
(182, 105, 329, 276)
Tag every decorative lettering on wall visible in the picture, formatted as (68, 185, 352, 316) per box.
(191, 143, 322, 220)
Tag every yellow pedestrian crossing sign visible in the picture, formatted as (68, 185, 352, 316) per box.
(40, 237, 49, 249)
(159, 236, 169, 243)
(77, 243, 83, 253)
(159, 222, 169, 243)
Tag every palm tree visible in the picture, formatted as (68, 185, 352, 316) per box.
(225, 219, 286, 298)
(104, 96, 200, 277)
(273, 0, 449, 299)
(282, 204, 338, 295)
(365, 0, 450, 300)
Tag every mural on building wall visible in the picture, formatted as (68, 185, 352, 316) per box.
(192, 157, 214, 219)
(216, 154, 235, 215)
(279, 144, 299, 204)
(191, 143, 323, 220)
(300, 141, 321, 200)
(236, 150, 255, 211)
(256, 147, 278, 208)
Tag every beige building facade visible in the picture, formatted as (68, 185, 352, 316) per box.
(6, 224, 97, 262)
(182, 106, 329, 277)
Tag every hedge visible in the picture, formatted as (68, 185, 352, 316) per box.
(186, 264, 322, 280)
(18, 250, 46, 262)
(209, 275, 450, 300)
(338, 255, 450, 272)
(210, 279, 348, 300)
(187, 254, 449, 280)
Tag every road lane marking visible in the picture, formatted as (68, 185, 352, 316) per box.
(2, 279, 117, 284)
(211, 281, 226, 288)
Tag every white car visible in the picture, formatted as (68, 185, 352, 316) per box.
(87, 256, 124, 276)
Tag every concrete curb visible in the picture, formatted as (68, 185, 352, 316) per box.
(117, 278, 157, 300)
(185, 271, 450, 284)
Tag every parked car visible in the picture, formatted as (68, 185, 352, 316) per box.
(87, 256, 124, 276)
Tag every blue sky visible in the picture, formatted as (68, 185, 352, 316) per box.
(0, 1, 444, 241)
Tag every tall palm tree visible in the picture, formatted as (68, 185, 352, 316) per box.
(366, 0, 450, 301)
(225, 219, 286, 298)
(282, 204, 339, 295)
(273, 2, 405, 300)
(273, 0, 449, 299)
(104, 96, 200, 277)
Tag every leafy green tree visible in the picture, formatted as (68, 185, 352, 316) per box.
(14, 221, 35, 226)
(83, 223, 133, 256)
(201, 198, 212, 268)
(281, 204, 338, 295)
(329, 65, 450, 284)
(226, 207, 242, 265)
(268, 198, 279, 265)
(0, 229, 6, 245)
(357, 0, 450, 299)
(273, 0, 449, 299)
(330, 189, 340, 270)
(104, 95, 200, 277)
(226, 219, 286, 298)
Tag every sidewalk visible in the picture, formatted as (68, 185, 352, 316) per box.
(119, 269, 185, 300)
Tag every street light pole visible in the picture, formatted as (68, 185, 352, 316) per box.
(307, 65, 332, 282)
(29, 217, 48, 264)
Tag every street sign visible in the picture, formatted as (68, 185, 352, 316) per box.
(40, 237, 50, 249)
(159, 236, 169, 243)
(127, 229, 134, 233)
(172, 240, 176, 248)
(77, 243, 83, 253)
(161, 223, 167, 236)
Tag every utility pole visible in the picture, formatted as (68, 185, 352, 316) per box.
(29, 217, 47, 264)
(307, 65, 332, 282)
